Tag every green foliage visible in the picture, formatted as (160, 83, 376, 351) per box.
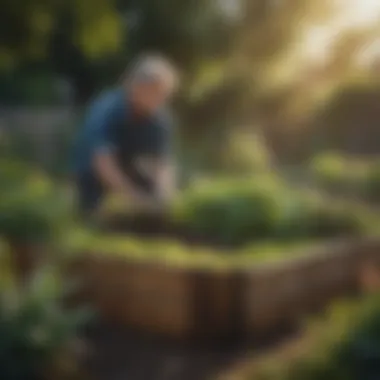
(0, 266, 89, 380)
(251, 295, 380, 380)
(200, 131, 272, 175)
(124, 0, 233, 65)
(0, 117, 79, 178)
(0, 70, 64, 106)
(275, 191, 367, 240)
(0, 0, 122, 63)
(0, 159, 73, 243)
(171, 176, 282, 245)
(366, 163, 380, 202)
(310, 152, 347, 191)
(310, 152, 380, 202)
(65, 227, 313, 269)
(171, 174, 368, 245)
(0, 130, 39, 165)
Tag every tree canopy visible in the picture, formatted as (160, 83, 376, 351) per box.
(2, 0, 380, 160)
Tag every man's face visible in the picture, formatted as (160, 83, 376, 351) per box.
(130, 80, 172, 115)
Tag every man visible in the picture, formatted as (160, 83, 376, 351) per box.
(73, 54, 178, 216)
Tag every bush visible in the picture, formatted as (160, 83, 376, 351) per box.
(0, 159, 72, 243)
(366, 163, 380, 202)
(310, 152, 380, 202)
(220, 132, 271, 174)
(195, 131, 272, 176)
(171, 176, 283, 245)
(275, 191, 368, 240)
(0, 120, 78, 179)
(0, 266, 90, 380)
(250, 295, 380, 380)
(170, 175, 368, 245)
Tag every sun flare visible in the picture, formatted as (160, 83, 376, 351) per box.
(300, 0, 380, 64)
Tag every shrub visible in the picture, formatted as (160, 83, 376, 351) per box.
(310, 152, 369, 195)
(366, 163, 380, 202)
(310, 152, 346, 190)
(310, 152, 380, 202)
(275, 192, 367, 240)
(196, 131, 272, 175)
(171, 175, 285, 245)
(0, 159, 72, 243)
(220, 132, 271, 174)
(0, 266, 90, 380)
(0, 159, 74, 283)
(171, 175, 369, 245)
(250, 295, 380, 380)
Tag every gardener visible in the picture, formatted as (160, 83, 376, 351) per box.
(73, 54, 178, 216)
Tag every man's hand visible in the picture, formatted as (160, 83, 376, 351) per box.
(137, 157, 176, 201)
(94, 151, 135, 195)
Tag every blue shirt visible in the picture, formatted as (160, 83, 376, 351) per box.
(73, 88, 172, 177)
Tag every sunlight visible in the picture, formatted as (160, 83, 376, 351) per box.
(299, 0, 380, 65)
(335, 0, 380, 29)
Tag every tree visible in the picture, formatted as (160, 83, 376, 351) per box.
(0, 0, 122, 65)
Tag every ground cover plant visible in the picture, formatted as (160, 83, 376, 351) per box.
(101, 173, 378, 249)
(0, 246, 90, 380)
(310, 152, 380, 203)
(65, 227, 317, 269)
(1, 157, 379, 270)
(244, 293, 380, 380)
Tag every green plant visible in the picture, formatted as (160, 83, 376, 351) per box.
(275, 192, 367, 240)
(199, 131, 272, 176)
(366, 163, 380, 202)
(171, 175, 284, 245)
(220, 132, 272, 174)
(0, 265, 90, 380)
(310, 152, 380, 202)
(0, 159, 73, 243)
(170, 175, 369, 245)
(249, 295, 380, 380)
(64, 227, 315, 269)
(310, 152, 347, 191)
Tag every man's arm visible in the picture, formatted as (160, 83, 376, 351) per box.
(150, 119, 177, 203)
(146, 158, 177, 202)
(89, 97, 139, 198)
(93, 150, 133, 195)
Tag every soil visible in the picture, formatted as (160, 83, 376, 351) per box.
(101, 213, 246, 250)
(82, 321, 298, 380)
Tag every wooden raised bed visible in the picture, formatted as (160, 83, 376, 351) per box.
(71, 237, 380, 341)
(71, 254, 242, 340)
(243, 239, 359, 336)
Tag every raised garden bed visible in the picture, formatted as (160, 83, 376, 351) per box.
(67, 230, 380, 341)
(230, 292, 380, 380)
(2, 163, 380, 343)
(66, 176, 380, 341)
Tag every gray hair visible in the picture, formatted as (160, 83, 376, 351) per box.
(125, 54, 179, 92)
